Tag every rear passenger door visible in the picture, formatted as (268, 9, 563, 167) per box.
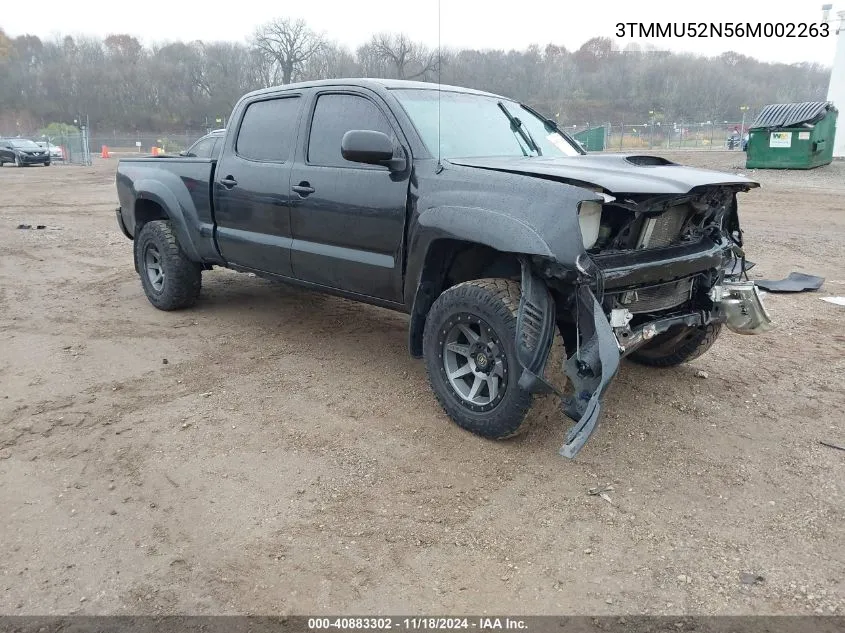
(213, 93, 304, 277)
(288, 90, 411, 302)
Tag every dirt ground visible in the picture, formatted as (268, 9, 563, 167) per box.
(0, 151, 843, 616)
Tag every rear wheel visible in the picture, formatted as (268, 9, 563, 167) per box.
(423, 278, 534, 439)
(134, 220, 202, 311)
(627, 323, 721, 367)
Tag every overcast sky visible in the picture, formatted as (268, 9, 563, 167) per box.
(3, 0, 841, 65)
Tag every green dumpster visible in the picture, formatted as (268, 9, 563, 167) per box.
(574, 125, 607, 152)
(745, 101, 838, 169)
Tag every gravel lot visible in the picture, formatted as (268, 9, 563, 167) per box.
(0, 152, 843, 615)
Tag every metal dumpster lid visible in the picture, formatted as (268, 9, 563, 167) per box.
(750, 101, 836, 130)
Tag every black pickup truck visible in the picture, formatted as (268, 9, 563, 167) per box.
(115, 78, 772, 458)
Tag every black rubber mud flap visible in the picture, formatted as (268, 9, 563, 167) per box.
(515, 259, 558, 395)
(559, 285, 621, 459)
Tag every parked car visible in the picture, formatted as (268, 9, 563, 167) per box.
(115, 78, 772, 458)
(179, 129, 225, 158)
(36, 141, 64, 161)
(0, 138, 52, 166)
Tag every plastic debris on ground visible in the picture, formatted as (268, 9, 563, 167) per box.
(821, 297, 845, 307)
(755, 272, 825, 293)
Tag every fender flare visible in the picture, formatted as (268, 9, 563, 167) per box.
(132, 179, 203, 263)
(415, 205, 556, 261)
(406, 205, 559, 358)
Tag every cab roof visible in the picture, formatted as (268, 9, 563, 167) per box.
(241, 78, 508, 102)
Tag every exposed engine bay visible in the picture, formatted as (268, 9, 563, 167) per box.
(585, 185, 764, 334)
(516, 183, 773, 459)
(442, 153, 772, 459)
(587, 187, 741, 253)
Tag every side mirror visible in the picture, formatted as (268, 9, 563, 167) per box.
(341, 130, 395, 166)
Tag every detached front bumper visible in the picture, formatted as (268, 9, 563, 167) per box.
(514, 256, 773, 460)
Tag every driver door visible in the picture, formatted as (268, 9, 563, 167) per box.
(288, 90, 411, 302)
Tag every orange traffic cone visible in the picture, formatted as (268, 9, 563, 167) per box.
(101, 145, 110, 158)
(151, 146, 159, 156)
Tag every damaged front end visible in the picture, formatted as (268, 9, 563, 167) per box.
(512, 185, 773, 459)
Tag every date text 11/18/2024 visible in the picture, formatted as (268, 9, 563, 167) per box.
(308, 616, 528, 630)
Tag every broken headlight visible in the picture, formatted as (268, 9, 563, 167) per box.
(577, 200, 602, 249)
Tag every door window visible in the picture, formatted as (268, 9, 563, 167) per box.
(236, 96, 301, 162)
(307, 94, 395, 168)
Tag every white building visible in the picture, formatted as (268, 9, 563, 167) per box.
(828, 10, 845, 157)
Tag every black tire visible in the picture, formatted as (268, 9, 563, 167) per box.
(423, 278, 534, 440)
(44, 161, 51, 167)
(627, 323, 721, 368)
(134, 220, 202, 311)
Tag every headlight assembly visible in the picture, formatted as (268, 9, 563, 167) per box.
(577, 200, 602, 249)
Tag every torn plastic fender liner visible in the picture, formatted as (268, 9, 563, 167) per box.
(515, 257, 558, 395)
(559, 284, 621, 459)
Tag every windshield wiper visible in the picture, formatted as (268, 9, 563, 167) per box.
(520, 103, 585, 155)
(497, 101, 542, 156)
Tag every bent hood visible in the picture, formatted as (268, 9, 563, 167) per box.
(446, 154, 759, 195)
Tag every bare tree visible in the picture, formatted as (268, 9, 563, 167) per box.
(300, 42, 358, 81)
(251, 18, 325, 85)
(202, 42, 263, 111)
(0, 29, 13, 61)
(356, 42, 389, 78)
(369, 33, 437, 80)
(0, 22, 832, 134)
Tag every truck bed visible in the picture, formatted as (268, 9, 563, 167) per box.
(115, 156, 220, 263)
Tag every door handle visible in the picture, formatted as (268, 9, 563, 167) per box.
(220, 176, 238, 189)
(292, 182, 315, 197)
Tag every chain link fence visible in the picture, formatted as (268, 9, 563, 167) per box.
(12, 121, 751, 162)
(53, 130, 92, 165)
(65, 120, 759, 157)
(89, 130, 211, 156)
(566, 121, 751, 152)
(96, 124, 749, 155)
(3, 126, 212, 163)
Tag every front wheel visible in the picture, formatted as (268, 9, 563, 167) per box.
(134, 220, 202, 310)
(627, 323, 722, 368)
(423, 278, 534, 439)
(44, 161, 51, 167)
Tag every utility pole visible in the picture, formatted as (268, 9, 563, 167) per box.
(648, 110, 655, 148)
(740, 105, 749, 134)
(823, 4, 845, 157)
